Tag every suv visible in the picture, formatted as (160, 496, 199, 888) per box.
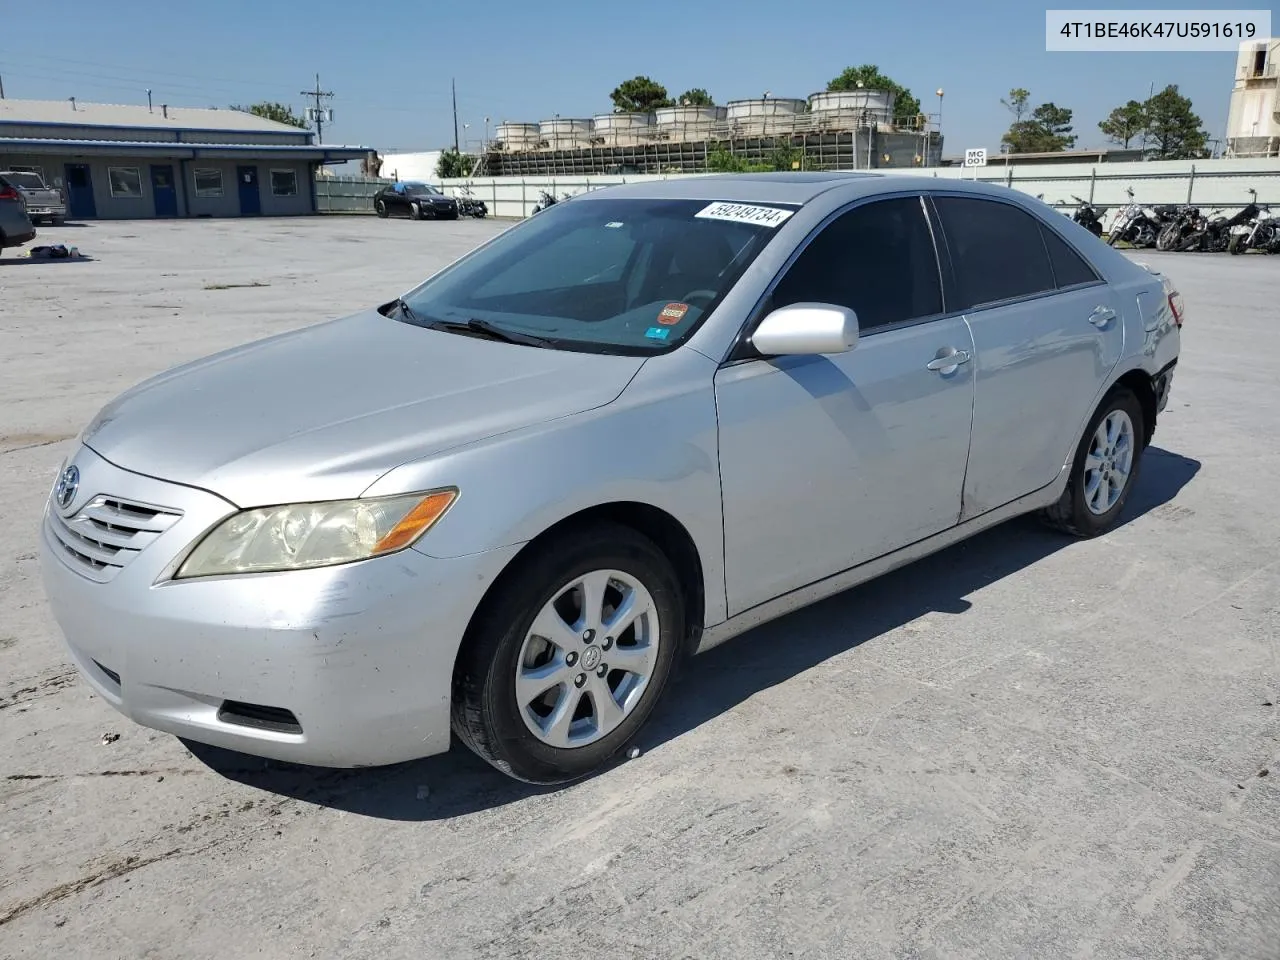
(0, 174, 37, 256)
(0, 170, 66, 225)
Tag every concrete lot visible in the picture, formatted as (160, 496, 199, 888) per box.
(1, 217, 1277, 960)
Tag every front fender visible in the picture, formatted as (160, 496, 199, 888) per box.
(361, 349, 729, 625)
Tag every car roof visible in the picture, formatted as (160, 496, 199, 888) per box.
(577, 172, 1028, 207)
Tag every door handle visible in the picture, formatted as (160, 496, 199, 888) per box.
(926, 349, 971, 373)
(1089, 306, 1117, 328)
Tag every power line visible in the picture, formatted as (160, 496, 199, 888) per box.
(301, 73, 334, 143)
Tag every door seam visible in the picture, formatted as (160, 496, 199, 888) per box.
(957, 314, 979, 523)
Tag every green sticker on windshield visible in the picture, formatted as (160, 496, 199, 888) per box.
(645, 326, 670, 341)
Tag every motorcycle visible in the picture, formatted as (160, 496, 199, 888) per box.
(1170, 202, 1260, 253)
(530, 190, 574, 215)
(455, 184, 488, 218)
(1068, 195, 1106, 237)
(1229, 204, 1280, 254)
(1106, 188, 1160, 248)
(1155, 206, 1201, 251)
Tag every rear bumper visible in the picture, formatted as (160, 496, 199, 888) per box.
(2, 225, 36, 246)
(26, 205, 66, 220)
(1153, 359, 1177, 414)
(38, 445, 522, 767)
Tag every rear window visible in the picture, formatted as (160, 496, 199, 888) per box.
(4, 172, 46, 189)
(399, 197, 787, 354)
(933, 196, 1057, 310)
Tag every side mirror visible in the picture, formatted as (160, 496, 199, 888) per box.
(752, 303, 859, 356)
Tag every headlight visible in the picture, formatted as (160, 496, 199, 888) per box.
(175, 489, 457, 579)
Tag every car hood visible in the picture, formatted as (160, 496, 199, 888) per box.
(83, 309, 645, 507)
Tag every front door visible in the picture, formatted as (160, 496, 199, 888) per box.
(715, 195, 976, 615)
(150, 165, 178, 217)
(237, 165, 261, 216)
(63, 163, 96, 219)
(928, 195, 1125, 518)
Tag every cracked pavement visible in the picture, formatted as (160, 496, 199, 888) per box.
(1, 218, 1277, 959)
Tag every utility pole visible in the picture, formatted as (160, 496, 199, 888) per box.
(301, 73, 334, 143)
(452, 78, 460, 153)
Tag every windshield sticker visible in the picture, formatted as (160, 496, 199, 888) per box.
(658, 302, 689, 325)
(695, 201, 794, 228)
(644, 326, 671, 341)
(605, 221, 625, 229)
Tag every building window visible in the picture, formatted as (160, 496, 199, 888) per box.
(107, 166, 143, 199)
(193, 168, 224, 198)
(270, 169, 298, 197)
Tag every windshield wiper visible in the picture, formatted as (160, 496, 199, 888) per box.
(430, 317, 557, 348)
(389, 296, 421, 324)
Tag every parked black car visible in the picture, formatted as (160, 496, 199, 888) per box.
(373, 182, 459, 220)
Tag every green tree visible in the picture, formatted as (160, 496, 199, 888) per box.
(705, 147, 770, 173)
(435, 148, 474, 179)
(1000, 93, 1076, 153)
(1142, 85, 1208, 159)
(1001, 88, 1031, 123)
(676, 88, 714, 106)
(230, 101, 308, 128)
(1098, 99, 1147, 148)
(610, 76, 672, 113)
(827, 65, 921, 126)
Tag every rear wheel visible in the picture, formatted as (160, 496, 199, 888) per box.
(452, 524, 683, 784)
(375, 199, 388, 219)
(1041, 388, 1145, 538)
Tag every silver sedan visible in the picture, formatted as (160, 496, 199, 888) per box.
(39, 173, 1183, 784)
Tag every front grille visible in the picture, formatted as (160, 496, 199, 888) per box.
(47, 495, 182, 583)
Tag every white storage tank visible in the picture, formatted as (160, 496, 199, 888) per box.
(495, 122, 540, 151)
(654, 105, 726, 142)
(808, 89, 898, 127)
(591, 112, 655, 145)
(539, 118, 593, 149)
(725, 98, 807, 136)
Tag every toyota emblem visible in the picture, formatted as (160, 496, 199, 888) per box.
(55, 464, 80, 511)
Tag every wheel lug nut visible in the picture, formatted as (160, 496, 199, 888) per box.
(582, 629, 595, 644)
(574, 673, 586, 688)
(566, 652, 578, 667)
(602, 636, 613, 650)
(596, 664, 608, 678)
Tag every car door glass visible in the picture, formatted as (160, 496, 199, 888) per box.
(1040, 224, 1100, 288)
(933, 196, 1057, 310)
(768, 196, 942, 330)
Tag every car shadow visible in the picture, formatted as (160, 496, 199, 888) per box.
(187, 446, 1200, 820)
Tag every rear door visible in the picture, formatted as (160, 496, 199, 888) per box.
(929, 194, 1124, 518)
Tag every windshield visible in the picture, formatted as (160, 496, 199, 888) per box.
(5, 172, 46, 189)
(403, 183, 441, 196)
(396, 197, 786, 354)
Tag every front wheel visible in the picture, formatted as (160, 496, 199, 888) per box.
(375, 200, 388, 219)
(1041, 388, 1145, 538)
(409, 202, 424, 220)
(1156, 223, 1180, 251)
(1228, 234, 1245, 255)
(452, 524, 684, 784)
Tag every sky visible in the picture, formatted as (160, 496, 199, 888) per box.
(0, 0, 1259, 156)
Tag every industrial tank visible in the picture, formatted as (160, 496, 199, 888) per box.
(590, 112, 654, 146)
(538, 118, 593, 149)
(654, 105, 726, 142)
(725, 98, 807, 136)
(494, 122, 540, 151)
(808, 90, 899, 129)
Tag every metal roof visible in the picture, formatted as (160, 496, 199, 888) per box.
(0, 137, 370, 162)
(0, 97, 312, 136)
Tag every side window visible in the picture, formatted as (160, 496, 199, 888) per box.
(932, 196, 1056, 310)
(1040, 224, 1100, 288)
(769, 196, 942, 330)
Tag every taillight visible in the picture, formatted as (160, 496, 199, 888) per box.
(1167, 291, 1185, 327)
(0, 185, 18, 201)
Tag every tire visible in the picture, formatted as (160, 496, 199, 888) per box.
(375, 200, 388, 219)
(1156, 223, 1180, 251)
(1228, 234, 1244, 255)
(409, 202, 423, 221)
(1041, 387, 1146, 538)
(451, 523, 684, 784)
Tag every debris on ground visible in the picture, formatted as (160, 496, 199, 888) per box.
(24, 244, 86, 260)
(101, 732, 120, 745)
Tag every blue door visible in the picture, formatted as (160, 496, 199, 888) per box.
(64, 163, 97, 219)
(150, 165, 178, 217)
(237, 165, 261, 216)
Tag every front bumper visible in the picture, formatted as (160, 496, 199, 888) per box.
(38, 445, 521, 767)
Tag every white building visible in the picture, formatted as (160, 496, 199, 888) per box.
(1226, 38, 1280, 158)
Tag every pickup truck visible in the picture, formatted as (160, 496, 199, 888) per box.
(0, 170, 66, 224)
